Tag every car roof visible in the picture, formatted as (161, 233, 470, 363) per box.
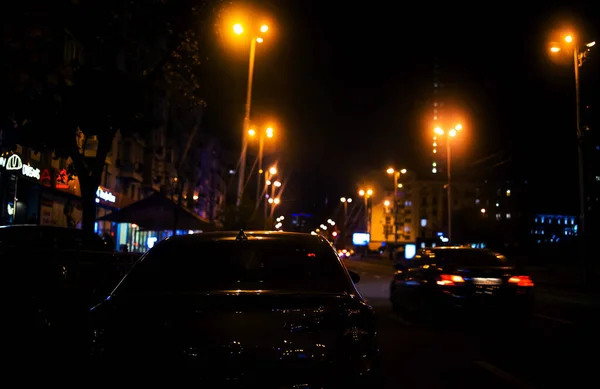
(163, 230, 329, 245)
(418, 247, 499, 255)
(420, 246, 489, 250)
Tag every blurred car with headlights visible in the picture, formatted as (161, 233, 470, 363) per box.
(90, 231, 381, 387)
(337, 248, 354, 258)
(390, 247, 534, 320)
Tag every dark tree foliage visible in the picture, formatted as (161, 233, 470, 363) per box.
(0, 0, 225, 232)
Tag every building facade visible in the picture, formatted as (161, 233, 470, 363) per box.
(367, 177, 478, 249)
(0, 125, 228, 253)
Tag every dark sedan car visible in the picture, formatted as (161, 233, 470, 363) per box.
(390, 247, 534, 320)
(90, 231, 381, 387)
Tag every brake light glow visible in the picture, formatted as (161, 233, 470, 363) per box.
(437, 274, 465, 286)
(508, 276, 534, 287)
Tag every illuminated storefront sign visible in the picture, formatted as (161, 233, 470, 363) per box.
(2, 154, 22, 170)
(40, 169, 52, 187)
(96, 187, 116, 203)
(22, 164, 41, 179)
(0, 154, 40, 180)
(56, 169, 69, 188)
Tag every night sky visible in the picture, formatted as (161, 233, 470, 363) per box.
(202, 1, 599, 218)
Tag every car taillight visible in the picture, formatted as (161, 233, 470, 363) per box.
(437, 274, 465, 286)
(508, 275, 534, 287)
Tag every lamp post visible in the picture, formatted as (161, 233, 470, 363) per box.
(233, 22, 270, 208)
(340, 197, 352, 220)
(434, 124, 462, 244)
(386, 167, 407, 245)
(267, 188, 281, 228)
(248, 126, 274, 209)
(549, 36, 595, 238)
(550, 34, 595, 286)
(358, 189, 373, 233)
(358, 189, 373, 258)
(263, 166, 277, 228)
(340, 197, 353, 248)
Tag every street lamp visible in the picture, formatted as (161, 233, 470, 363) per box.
(248, 126, 275, 208)
(549, 33, 596, 237)
(433, 124, 463, 243)
(340, 197, 353, 219)
(358, 189, 373, 233)
(263, 166, 277, 228)
(340, 197, 353, 247)
(268, 180, 282, 221)
(234, 21, 271, 208)
(386, 167, 407, 245)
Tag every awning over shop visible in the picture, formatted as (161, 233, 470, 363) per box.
(96, 192, 214, 231)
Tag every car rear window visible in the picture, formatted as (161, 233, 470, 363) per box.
(433, 249, 510, 267)
(117, 238, 351, 294)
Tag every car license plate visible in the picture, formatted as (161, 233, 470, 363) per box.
(473, 277, 502, 285)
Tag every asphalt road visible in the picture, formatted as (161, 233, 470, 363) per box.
(343, 257, 599, 389)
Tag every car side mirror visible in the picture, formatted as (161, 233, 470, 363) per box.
(348, 270, 360, 284)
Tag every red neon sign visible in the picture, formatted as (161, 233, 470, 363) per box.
(56, 169, 69, 189)
(40, 169, 51, 187)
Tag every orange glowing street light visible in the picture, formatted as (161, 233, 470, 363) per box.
(548, 30, 596, 239)
(358, 188, 373, 233)
(385, 167, 407, 244)
(432, 123, 463, 243)
(233, 19, 273, 208)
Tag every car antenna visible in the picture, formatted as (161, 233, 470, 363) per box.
(236, 229, 248, 241)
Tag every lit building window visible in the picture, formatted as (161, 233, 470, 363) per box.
(420, 218, 427, 227)
(506, 189, 511, 196)
(506, 213, 511, 219)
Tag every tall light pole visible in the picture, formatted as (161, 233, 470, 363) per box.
(550, 36, 595, 238)
(340, 197, 352, 220)
(550, 35, 595, 286)
(263, 166, 277, 228)
(267, 181, 281, 227)
(234, 22, 270, 208)
(434, 124, 462, 244)
(358, 189, 373, 233)
(249, 126, 274, 209)
(340, 197, 353, 248)
(386, 167, 407, 245)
